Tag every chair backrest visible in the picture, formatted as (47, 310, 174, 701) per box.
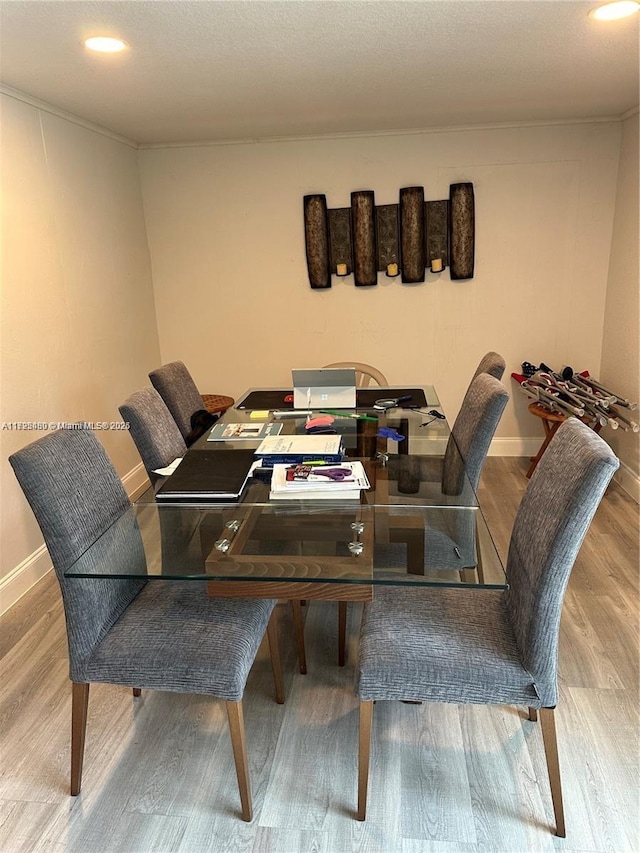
(119, 387, 187, 483)
(9, 429, 146, 678)
(442, 372, 509, 495)
(506, 418, 618, 706)
(471, 351, 506, 384)
(322, 362, 388, 387)
(149, 361, 205, 440)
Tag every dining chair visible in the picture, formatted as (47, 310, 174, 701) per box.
(322, 361, 388, 386)
(355, 418, 619, 835)
(470, 350, 506, 385)
(441, 371, 509, 497)
(119, 387, 187, 484)
(149, 361, 231, 441)
(375, 371, 509, 591)
(336, 373, 509, 665)
(9, 428, 285, 821)
(122, 387, 309, 673)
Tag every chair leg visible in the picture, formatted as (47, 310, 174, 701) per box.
(71, 682, 90, 796)
(528, 707, 538, 722)
(290, 600, 307, 675)
(539, 708, 566, 837)
(358, 700, 374, 821)
(338, 602, 348, 666)
(266, 610, 285, 704)
(133, 688, 141, 697)
(226, 701, 252, 822)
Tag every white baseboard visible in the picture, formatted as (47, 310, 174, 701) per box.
(1, 462, 150, 616)
(489, 437, 541, 457)
(123, 461, 151, 501)
(614, 460, 640, 504)
(0, 543, 51, 616)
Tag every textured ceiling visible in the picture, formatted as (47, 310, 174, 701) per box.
(0, 0, 638, 145)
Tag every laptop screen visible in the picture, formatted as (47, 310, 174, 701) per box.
(291, 368, 357, 409)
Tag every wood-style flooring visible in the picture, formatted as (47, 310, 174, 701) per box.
(1, 458, 638, 853)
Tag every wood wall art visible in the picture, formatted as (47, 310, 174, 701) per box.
(328, 208, 353, 276)
(376, 204, 400, 276)
(425, 200, 449, 272)
(303, 183, 474, 288)
(303, 194, 330, 289)
(399, 186, 425, 283)
(351, 191, 377, 286)
(449, 183, 475, 281)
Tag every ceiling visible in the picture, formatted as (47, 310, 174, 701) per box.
(0, 1, 638, 146)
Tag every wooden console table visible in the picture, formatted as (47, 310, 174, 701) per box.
(527, 402, 601, 478)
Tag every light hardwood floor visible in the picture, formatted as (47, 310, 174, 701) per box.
(1, 458, 638, 853)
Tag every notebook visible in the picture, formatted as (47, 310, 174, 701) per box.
(292, 368, 357, 409)
(155, 449, 256, 501)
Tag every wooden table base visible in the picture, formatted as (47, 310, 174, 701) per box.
(207, 580, 372, 601)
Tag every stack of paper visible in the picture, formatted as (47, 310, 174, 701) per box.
(269, 461, 370, 501)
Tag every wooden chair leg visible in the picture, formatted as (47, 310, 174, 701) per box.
(358, 700, 374, 821)
(226, 701, 252, 822)
(528, 707, 538, 722)
(290, 600, 307, 675)
(539, 708, 566, 837)
(266, 610, 285, 704)
(338, 601, 348, 667)
(133, 688, 141, 697)
(71, 682, 90, 796)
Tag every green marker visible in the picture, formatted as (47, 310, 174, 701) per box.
(320, 410, 378, 422)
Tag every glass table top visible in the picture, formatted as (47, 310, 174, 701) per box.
(65, 387, 507, 589)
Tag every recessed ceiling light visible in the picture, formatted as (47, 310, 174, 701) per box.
(590, 1, 640, 20)
(83, 36, 127, 53)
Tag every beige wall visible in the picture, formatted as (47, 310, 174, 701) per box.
(1, 105, 635, 610)
(601, 112, 639, 494)
(138, 121, 621, 452)
(0, 93, 160, 606)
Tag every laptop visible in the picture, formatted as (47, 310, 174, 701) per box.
(292, 368, 357, 409)
(155, 448, 256, 501)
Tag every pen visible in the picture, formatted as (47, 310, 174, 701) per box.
(320, 410, 379, 422)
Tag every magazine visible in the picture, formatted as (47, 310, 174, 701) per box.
(207, 421, 282, 441)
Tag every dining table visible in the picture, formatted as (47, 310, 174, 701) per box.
(64, 386, 507, 606)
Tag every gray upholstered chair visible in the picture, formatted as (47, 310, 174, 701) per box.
(428, 371, 508, 580)
(386, 372, 509, 579)
(122, 387, 309, 672)
(338, 373, 509, 664)
(322, 361, 388, 386)
(470, 350, 506, 385)
(356, 418, 619, 835)
(149, 361, 228, 441)
(441, 371, 508, 497)
(119, 387, 187, 485)
(9, 428, 284, 821)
